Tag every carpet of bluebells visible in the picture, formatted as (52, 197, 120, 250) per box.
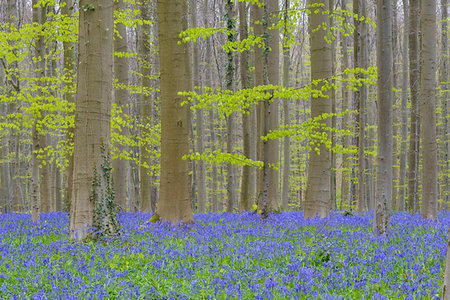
(0, 211, 447, 299)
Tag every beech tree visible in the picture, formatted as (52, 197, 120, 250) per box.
(304, 0, 332, 218)
(420, 0, 438, 220)
(374, 0, 393, 235)
(155, 0, 194, 224)
(69, 0, 117, 240)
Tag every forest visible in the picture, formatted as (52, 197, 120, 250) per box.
(0, 0, 449, 298)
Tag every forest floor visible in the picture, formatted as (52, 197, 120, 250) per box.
(0, 210, 445, 299)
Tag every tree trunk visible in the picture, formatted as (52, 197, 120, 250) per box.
(360, 0, 369, 212)
(281, 0, 291, 211)
(156, 0, 194, 224)
(374, 0, 393, 235)
(38, 2, 51, 214)
(419, 0, 438, 220)
(267, 0, 280, 210)
(398, 0, 408, 211)
(139, 0, 152, 213)
(225, 0, 236, 213)
(70, 0, 115, 240)
(239, 1, 253, 212)
(354, 0, 367, 214)
(407, 0, 420, 213)
(191, 0, 207, 213)
(113, 0, 129, 212)
(442, 0, 449, 208)
(62, 0, 75, 213)
(340, 0, 351, 210)
(31, 0, 46, 221)
(304, 0, 332, 219)
(252, 2, 265, 211)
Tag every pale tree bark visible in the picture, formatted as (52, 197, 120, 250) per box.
(70, 0, 114, 240)
(252, 2, 265, 211)
(360, 0, 370, 211)
(204, 3, 219, 213)
(156, 0, 194, 224)
(419, 0, 437, 220)
(267, 0, 280, 210)
(191, 0, 207, 213)
(398, 0, 408, 210)
(440, 0, 448, 207)
(113, 0, 129, 212)
(31, 0, 46, 222)
(304, 0, 332, 218)
(62, 0, 74, 212)
(226, 0, 236, 213)
(239, 0, 253, 212)
(391, 0, 399, 210)
(37, 3, 51, 214)
(139, 0, 152, 213)
(340, 0, 351, 210)
(281, 0, 291, 211)
(354, 0, 367, 214)
(407, 0, 420, 213)
(374, 0, 393, 235)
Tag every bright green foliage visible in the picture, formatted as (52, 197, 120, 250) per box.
(111, 104, 160, 181)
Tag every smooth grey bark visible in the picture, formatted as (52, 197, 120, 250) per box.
(440, 0, 449, 207)
(398, 0, 408, 211)
(113, 0, 129, 212)
(139, 0, 152, 213)
(267, 0, 280, 211)
(407, 0, 420, 213)
(239, 0, 253, 212)
(374, 0, 393, 235)
(192, 0, 207, 213)
(304, 0, 332, 218)
(156, 0, 194, 224)
(419, 0, 438, 220)
(340, 0, 351, 210)
(225, 0, 236, 213)
(70, 0, 115, 240)
(282, 0, 291, 211)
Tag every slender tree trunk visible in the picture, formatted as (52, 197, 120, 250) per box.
(355, 0, 367, 214)
(156, 0, 194, 224)
(205, 6, 219, 212)
(31, 0, 46, 221)
(70, 0, 114, 240)
(360, 0, 370, 212)
(225, 0, 236, 213)
(239, 1, 253, 212)
(374, 0, 393, 235)
(282, 0, 291, 211)
(113, 0, 129, 211)
(139, 0, 152, 213)
(407, 0, 420, 213)
(267, 0, 280, 210)
(62, 0, 75, 213)
(341, 0, 351, 209)
(304, 0, 332, 218)
(191, 0, 207, 213)
(420, 0, 438, 220)
(252, 2, 265, 211)
(398, 0, 408, 211)
(440, 0, 449, 208)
